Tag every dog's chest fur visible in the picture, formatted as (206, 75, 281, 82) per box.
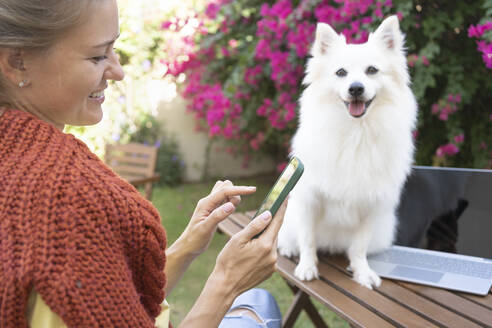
(293, 102, 413, 206)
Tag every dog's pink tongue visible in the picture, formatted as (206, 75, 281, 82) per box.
(349, 101, 365, 117)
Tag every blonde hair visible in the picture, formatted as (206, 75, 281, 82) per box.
(0, 0, 93, 105)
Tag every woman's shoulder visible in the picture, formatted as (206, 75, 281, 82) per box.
(2, 110, 111, 182)
(0, 108, 157, 219)
(0, 108, 86, 166)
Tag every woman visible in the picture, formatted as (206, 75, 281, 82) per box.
(0, 1, 285, 327)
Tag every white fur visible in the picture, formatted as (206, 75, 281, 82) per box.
(278, 16, 418, 289)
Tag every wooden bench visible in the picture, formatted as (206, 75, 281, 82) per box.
(105, 142, 161, 200)
(218, 211, 492, 328)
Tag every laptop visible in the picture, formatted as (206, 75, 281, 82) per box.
(368, 245, 492, 295)
(368, 166, 492, 295)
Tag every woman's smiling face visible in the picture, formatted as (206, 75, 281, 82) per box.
(20, 0, 124, 130)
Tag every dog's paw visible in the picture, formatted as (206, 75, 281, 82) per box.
(278, 244, 299, 258)
(352, 267, 381, 289)
(294, 261, 319, 281)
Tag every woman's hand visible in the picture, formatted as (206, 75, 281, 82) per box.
(210, 199, 287, 297)
(178, 180, 257, 258)
(179, 200, 288, 327)
(165, 180, 256, 295)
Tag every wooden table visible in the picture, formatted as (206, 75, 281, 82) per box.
(218, 212, 492, 328)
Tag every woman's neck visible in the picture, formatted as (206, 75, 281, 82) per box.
(1, 106, 64, 131)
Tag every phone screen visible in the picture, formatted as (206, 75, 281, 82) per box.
(255, 157, 302, 217)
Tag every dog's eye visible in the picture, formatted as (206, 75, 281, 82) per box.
(336, 68, 347, 77)
(366, 66, 379, 75)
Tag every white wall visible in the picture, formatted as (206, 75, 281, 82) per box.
(156, 94, 276, 182)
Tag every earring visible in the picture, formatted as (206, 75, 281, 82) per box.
(18, 79, 29, 88)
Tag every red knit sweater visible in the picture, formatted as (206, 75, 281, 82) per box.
(0, 109, 167, 327)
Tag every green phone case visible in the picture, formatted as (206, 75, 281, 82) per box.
(252, 156, 304, 220)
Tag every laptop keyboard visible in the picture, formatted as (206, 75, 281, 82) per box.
(370, 248, 492, 280)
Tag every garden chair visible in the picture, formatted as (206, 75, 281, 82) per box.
(105, 142, 160, 201)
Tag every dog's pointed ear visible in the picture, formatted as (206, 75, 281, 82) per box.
(370, 15, 404, 52)
(311, 23, 342, 57)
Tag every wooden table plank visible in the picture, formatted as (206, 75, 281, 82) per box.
(314, 258, 439, 327)
(458, 290, 492, 310)
(399, 283, 492, 327)
(230, 211, 253, 225)
(378, 279, 482, 328)
(277, 257, 396, 328)
(218, 216, 243, 236)
(325, 256, 483, 327)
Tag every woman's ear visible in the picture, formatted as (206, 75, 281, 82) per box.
(0, 48, 28, 86)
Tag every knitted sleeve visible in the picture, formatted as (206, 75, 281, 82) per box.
(30, 136, 167, 327)
(0, 110, 167, 327)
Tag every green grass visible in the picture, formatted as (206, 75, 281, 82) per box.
(151, 176, 349, 327)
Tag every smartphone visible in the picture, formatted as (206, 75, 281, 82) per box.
(252, 156, 304, 237)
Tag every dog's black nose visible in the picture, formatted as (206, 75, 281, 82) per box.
(349, 82, 364, 97)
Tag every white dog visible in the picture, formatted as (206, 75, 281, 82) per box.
(277, 16, 417, 289)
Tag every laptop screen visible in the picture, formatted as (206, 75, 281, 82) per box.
(396, 166, 492, 259)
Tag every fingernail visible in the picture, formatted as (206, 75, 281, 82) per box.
(248, 186, 256, 190)
(223, 202, 234, 213)
(258, 211, 271, 221)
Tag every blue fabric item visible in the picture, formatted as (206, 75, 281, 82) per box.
(219, 288, 282, 328)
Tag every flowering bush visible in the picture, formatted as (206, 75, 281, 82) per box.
(162, 0, 492, 169)
(468, 21, 492, 68)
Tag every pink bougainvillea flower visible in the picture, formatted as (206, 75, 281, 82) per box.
(209, 125, 221, 136)
(223, 124, 234, 139)
(244, 65, 263, 85)
(374, 7, 383, 18)
(161, 21, 172, 29)
(468, 22, 492, 38)
(407, 54, 418, 67)
(250, 138, 260, 150)
(257, 98, 272, 116)
(205, 3, 220, 19)
(361, 16, 373, 25)
(438, 111, 449, 121)
(254, 38, 272, 60)
(260, 3, 270, 16)
(431, 103, 439, 114)
(276, 161, 287, 173)
(436, 143, 459, 157)
(477, 41, 492, 68)
(221, 46, 230, 57)
(270, 0, 293, 20)
(468, 22, 492, 68)
(228, 39, 238, 48)
(454, 134, 465, 144)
